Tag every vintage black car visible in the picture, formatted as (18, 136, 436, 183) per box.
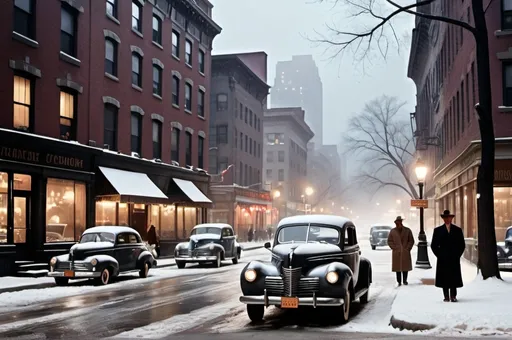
(239, 215, 372, 323)
(48, 226, 157, 286)
(369, 224, 392, 250)
(174, 223, 242, 268)
(497, 226, 512, 270)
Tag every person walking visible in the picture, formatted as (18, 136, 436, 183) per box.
(387, 216, 415, 286)
(431, 209, 466, 302)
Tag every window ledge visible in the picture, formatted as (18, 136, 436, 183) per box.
(185, 109, 192, 115)
(132, 84, 143, 92)
(106, 13, 120, 25)
(185, 63, 193, 69)
(12, 31, 39, 48)
(172, 55, 181, 62)
(59, 51, 81, 66)
(105, 72, 119, 82)
(172, 104, 180, 109)
(495, 30, 512, 37)
(132, 28, 143, 39)
(152, 41, 164, 50)
(498, 106, 512, 112)
(197, 115, 205, 120)
(153, 93, 163, 101)
(199, 71, 205, 77)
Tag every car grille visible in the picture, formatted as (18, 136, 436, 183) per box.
(265, 267, 320, 297)
(55, 261, 90, 271)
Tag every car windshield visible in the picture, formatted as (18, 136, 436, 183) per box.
(191, 227, 222, 235)
(372, 226, 391, 231)
(80, 232, 115, 244)
(506, 228, 512, 240)
(277, 224, 340, 244)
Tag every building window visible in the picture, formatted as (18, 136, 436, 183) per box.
(503, 0, 512, 30)
(266, 151, 274, 162)
(266, 169, 272, 179)
(152, 120, 162, 159)
(245, 107, 248, 123)
(46, 179, 86, 242)
(504, 63, 512, 106)
(198, 50, 205, 73)
(249, 110, 253, 127)
(172, 30, 180, 57)
(13, 0, 35, 39)
(106, 0, 117, 18)
(172, 76, 180, 105)
(185, 83, 192, 111)
(185, 39, 192, 65)
(217, 94, 228, 111)
(152, 15, 162, 44)
(198, 136, 204, 168)
(245, 135, 248, 152)
(266, 133, 285, 145)
(198, 89, 205, 117)
(61, 5, 77, 56)
(105, 38, 118, 76)
(132, 1, 142, 32)
(153, 66, 162, 96)
(104, 104, 118, 150)
(171, 128, 180, 162)
(249, 138, 253, 154)
(131, 112, 142, 154)
(278, 169, 284, 181)
(239, 103, 243, 119)
(59, 91, 76, 140)
(240, 132, 243, 150)
(185, 131, 192, 166)
(217, 125, 228, 144)
(13, 75, 33, 131)
(132, 53, 142, 87)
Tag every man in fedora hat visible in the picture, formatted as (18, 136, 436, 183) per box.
(387, 216, 415, 286)
(431, 210, 466, 302)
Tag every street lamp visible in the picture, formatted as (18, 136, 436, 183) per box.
(304, 187, 314, 214)
(305, 187, 314, 196)
(414, 158, 431, 269)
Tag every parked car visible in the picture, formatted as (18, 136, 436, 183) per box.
(48, 226, 157, 286)
(497, 226, 512, 270)
(239, 215, 372, 324)
(174, 223, 242, 268)
(369, 224, 392, 250)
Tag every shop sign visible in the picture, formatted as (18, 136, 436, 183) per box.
(411, 199, 429, 208)
(495, 160, 512, 183)
(234, 188, 271, 201)
(0, 146, 89, 171)
(95, 195, 120, 202)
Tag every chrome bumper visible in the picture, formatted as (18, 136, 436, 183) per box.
(498, 262, 512, 269)
(240, 290, 344, 308)
(48, 271, 101, 278)
(175, 256, 217, 262)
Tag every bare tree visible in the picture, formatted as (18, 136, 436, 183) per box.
(345, 95, 417, 199)
(310, 176, 351, 209)
(314, 0, 499, 280)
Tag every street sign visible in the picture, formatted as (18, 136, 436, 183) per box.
(411, 199, 428, 208)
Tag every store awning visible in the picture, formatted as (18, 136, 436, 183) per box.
(97, 166, 168, 204)
(172, 178, 212, 203)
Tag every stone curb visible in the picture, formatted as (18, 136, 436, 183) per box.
(389, 315, 436, 332)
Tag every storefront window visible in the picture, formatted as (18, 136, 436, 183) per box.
(14, 196, 27, 243)
(161, 205, 176, 240)
(494, 187, 512, 240)
(46, 178, 86, 242)
(463, 186, 468, 235)
(95, 201, 116, 226)
(184, 207, 197, 237)
(149, 205, 161, 238)
(14, 174, 31, 191)
(119, 203, 129, 226)
(177, 207, 184, 238)
(455, 189, 461, 227)
(0, 172, 7, 243)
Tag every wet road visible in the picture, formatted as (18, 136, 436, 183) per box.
(0, 249, 269, 339)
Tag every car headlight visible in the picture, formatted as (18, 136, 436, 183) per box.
(90, 258, 98, 266)
(50, 257, 57, 266)
(244, 269, 257, 282)
(326, 271, 339, 284)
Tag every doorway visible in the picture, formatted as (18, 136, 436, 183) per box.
(13, 195, 30, 244)
(131, 204, 147, 238)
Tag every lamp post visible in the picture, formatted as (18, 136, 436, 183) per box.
(304, 186, 314, 214)
(272, 190, 281, 225)
(414, 158, 432, 269)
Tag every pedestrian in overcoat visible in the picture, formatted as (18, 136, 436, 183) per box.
(387, 216, 415, 286)
(431, 209, 466, 302)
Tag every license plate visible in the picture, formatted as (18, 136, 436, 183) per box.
(64, 270, 74, 277)
(281, 297, 299, 308)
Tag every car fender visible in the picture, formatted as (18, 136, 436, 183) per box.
(356, 256, 372, 289)
(84, 254, 119, 275)
(240, 261, 280, 295)
(54, 253, 70, 262)
(175, 242, 189, 250)
(137, 250, 156, 268)
(306, 262, 353, 298)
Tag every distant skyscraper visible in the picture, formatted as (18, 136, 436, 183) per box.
(270, 55, 323, 146)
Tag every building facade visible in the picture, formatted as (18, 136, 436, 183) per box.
(270, 55, 324, 147)
(0, 0, 220, 274)
(263, 107, 314, 217)
(408, 1, 512, 263)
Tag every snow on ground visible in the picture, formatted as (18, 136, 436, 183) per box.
(0, 276, 55, 290)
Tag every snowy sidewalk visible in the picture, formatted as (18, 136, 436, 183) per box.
(390, 250, 512, 336)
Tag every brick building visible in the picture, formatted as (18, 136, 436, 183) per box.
(408, 1, 512, 263)
(0, 0, 221, 274)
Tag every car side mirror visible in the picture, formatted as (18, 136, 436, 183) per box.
(264, 242, 271, 249)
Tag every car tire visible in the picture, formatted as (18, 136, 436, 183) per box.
(232, 250, 239, 264)
(96, 268, 111, 286)
(139, 261, 149, 278)
(360, 273, 370, 304)
(238, 250, 242, 259)
(176, 261, 186, 269)
(247, 304, 264, 322)
(371, 245, 376, 250)
(54, 278, 69, 286)
(214, 254, 221, 268)
(341, 286, 351, 323)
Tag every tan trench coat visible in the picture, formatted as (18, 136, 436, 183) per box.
(387, 226, 415, 272)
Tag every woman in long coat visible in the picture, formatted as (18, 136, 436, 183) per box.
(387, 216, 415, 285)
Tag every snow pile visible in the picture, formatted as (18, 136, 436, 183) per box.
(391, 274, 512, 336)
(0, 276, 54, 290)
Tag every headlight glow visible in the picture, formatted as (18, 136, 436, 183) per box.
(90, 258, 98, 266)
(326, 271, 339, 284)
(244, 269, 257, 282)
(50, 257, 57, 266)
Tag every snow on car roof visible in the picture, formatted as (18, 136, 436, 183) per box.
(371, 224, 392, 228)
(193, 223, 232, 229)
(278, 215, 351, 228)
(83, 226, 140, 236)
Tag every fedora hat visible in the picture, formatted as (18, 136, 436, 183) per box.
(394, 216, 404, 222)
(441, 209, 455, 218)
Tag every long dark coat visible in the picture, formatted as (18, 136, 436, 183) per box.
(431, 224, 466, 288)
(387, 226, 415, 272)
